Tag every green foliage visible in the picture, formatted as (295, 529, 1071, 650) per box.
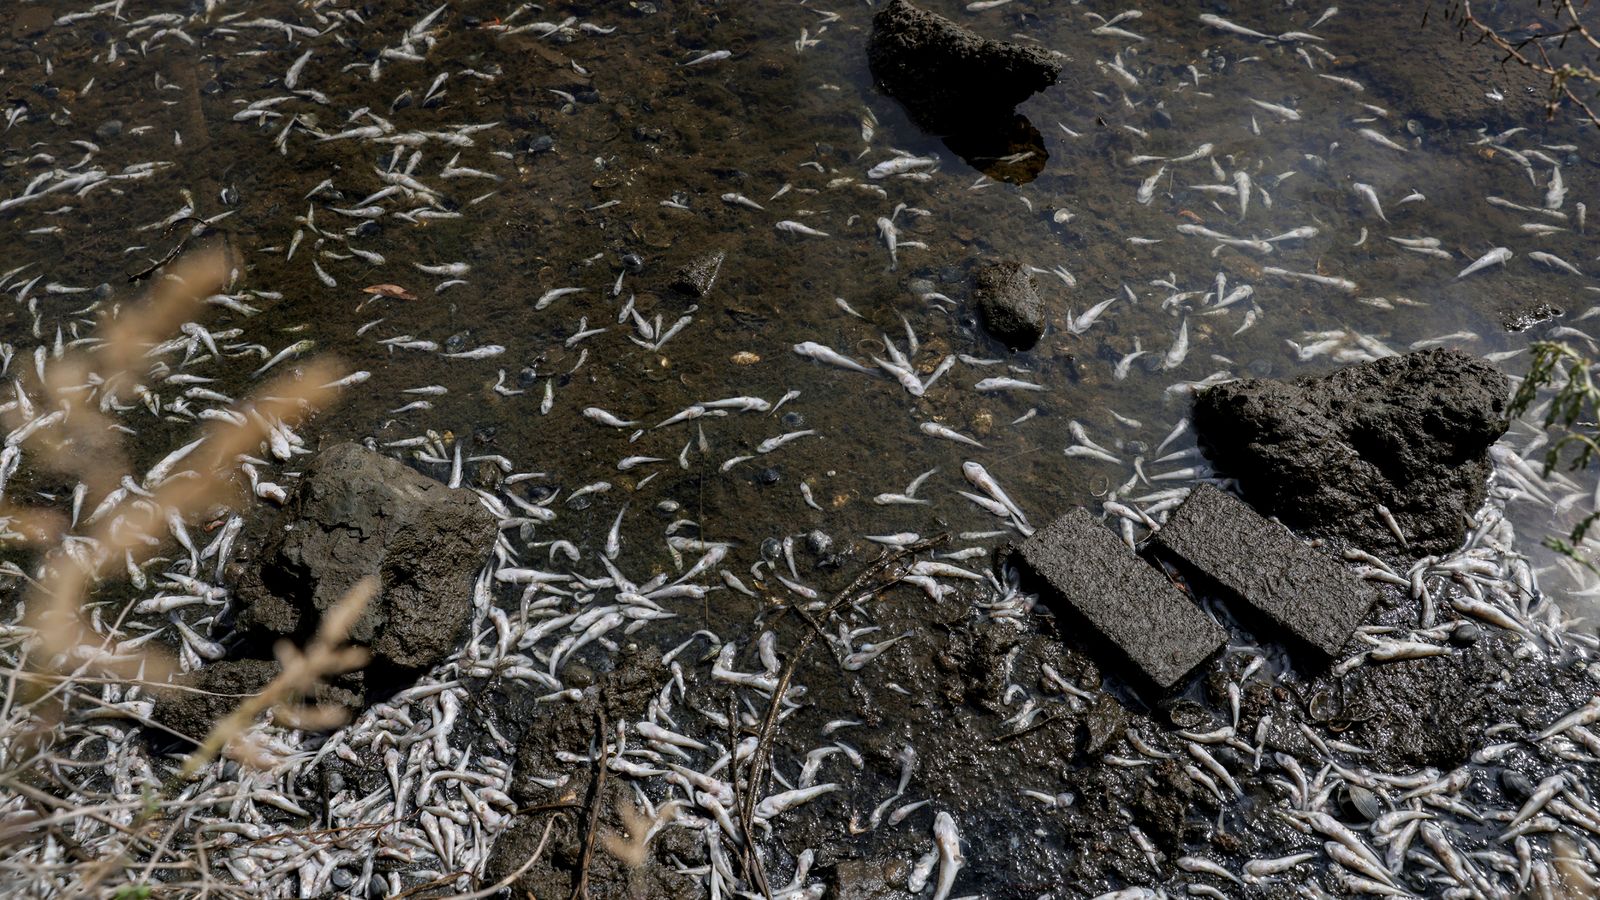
(112, 886, 151, 900)
(1509, 340, 1600, 560)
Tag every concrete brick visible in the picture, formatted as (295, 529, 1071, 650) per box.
(1149, 484, 1377, 658)
(1016, 508, 1226, 690)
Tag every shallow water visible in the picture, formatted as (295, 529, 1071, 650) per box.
(3, 0, 1600, 896)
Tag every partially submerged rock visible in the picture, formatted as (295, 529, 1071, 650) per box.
(670, 248, 725, 297)
(971, 260, 1045, 350)
(234, 443, 497, 677)
(1193, 349, 1509, 561)
(867, 0, 1060, 135)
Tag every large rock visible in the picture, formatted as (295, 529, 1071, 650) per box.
(972, 260, 1045, 350)
(1193, 349, 1509, 561)
(234, 443, 497, 673)
(867, 0, 1060, 135)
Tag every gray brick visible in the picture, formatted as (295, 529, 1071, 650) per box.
(1016, 508, 1226, 690)
(1149, 485, 1377, 658)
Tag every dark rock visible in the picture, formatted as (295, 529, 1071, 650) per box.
(670, 249, 725, 297)
(971, 260, 1045, 350)
(511, 645, 666, 804)
(151, 659, 278, 741)
(1501, 769, 1534, 802)
(234, 443, 497, 675)
(150, 658, 362, 739)
(1193, 349, 1510, 562)
(831, 858, 913, 899)
(1330, 629, 1594, 769)
(1149, 485, 1378, 659)
(1014, 508, 1227, 690)
(867, 0, 1060, 135)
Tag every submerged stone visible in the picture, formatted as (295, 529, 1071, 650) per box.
(671, 248, 726, 297)
(1014, 508, 1226, 690)
(971, 259, 1045, 350)
(1193, 348, 1509, 562)
(867, 0, 1060, 135)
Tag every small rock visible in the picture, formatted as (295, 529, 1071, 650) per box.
(971, 260, 1045, 350)
(1451, 622, 1481, 646)
(94, 119, 123, 141)
(805, 530, 833, 555)
(671, 249, 726, 297)
(1501, 769, 1534, 802)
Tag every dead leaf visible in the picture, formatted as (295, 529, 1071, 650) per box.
(361, 283, 417, 301)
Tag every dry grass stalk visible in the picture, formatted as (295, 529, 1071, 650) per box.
(0, 247, 358, 894)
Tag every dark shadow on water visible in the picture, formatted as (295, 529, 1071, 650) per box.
(939, 111, 1047, 184)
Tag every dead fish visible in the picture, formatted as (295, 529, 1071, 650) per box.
(920, 421, 984, 447)
(775, 220, 830, 237)
(1528, 250, 1582, 276)
(1249, 99, 1302, 121)
(680, 50, 732, 66)
(931, 812, 965, 900)
(1199, 13, 1274, 40)
(793, 341, 874, 374)
(1353, 183, 1388, 222)
(975, 377, 1045, 392)
(1457, 247, 1512, 279)
(1358, 128, 1409, 152)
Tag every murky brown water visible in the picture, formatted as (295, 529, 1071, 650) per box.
(3, 0, 1599, 895)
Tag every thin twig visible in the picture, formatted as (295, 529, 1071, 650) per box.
(569, 705, 609, 900)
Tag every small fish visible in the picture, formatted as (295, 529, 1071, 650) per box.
(443, 344, 505, 360)
(868, 155, 938, 179)
(1199, 14, 1274, 40)
(1353, 183, 1388, 222)
(1357, 128, 1409, 152)
(1529, 250, 1582, 276)
(414, 261, 470, 276)
(1546, 165, 1566, 209)
(583, 407, 638, 428)
(757, 429, 817, 453)
(1248, 99, 1302, 121)
(534, 287, 583, 310)
(252, 339, 315, 377)
(1163, 319, 1190, 369)
(974, 377, 1045, 392)
(1069, 297, 1118, 334)
(775, 220, 829, 237)
(721, 192, 764, 210)
(793, 341, 874, 374)
(1136, 166, 1166, 205)
(1456, 247, 1512, 279)
(680, 50, 732, 66)
(932, 812, 966, 900)
(920, 421, 984, 447)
